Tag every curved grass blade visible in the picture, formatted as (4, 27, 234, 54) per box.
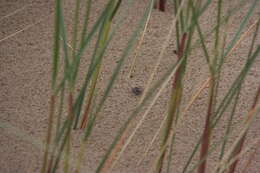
(49, 1, 126, 171)
(79, 0, 92, 48)
(70, 0, 116, 87)
(41, 0, 62, 172)
(223, 0, 259, 58)
(70, 0, 121, 128)
(95, 57, 184, 173)
(225, 85, 260, 173)
(71, 0, 81, 59)
(182, 0, 259, 170)
(214, 103, 260, 173)
(79, 0, 122, 129)
(138, 78, 210, 166)
(139, 0, 186, 104)
(182, 46, 260, 173)
(219, 17, 260, 163)
(73, 0, 125, 129)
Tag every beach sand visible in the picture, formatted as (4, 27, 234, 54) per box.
(0, 0, 259, 172)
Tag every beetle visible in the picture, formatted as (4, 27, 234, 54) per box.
(131, 87, 143, 96)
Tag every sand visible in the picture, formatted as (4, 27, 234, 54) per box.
(0, 0, 259, 172)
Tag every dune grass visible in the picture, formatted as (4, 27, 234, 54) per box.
(40, 0, 260, 172)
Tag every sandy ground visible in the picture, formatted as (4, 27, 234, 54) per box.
(0, 0, 260, 172)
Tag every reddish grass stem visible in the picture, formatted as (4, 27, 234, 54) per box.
(198, 79, 215, 173)
(228, 85, 260, 173)
(172, 32, 187, 87)
(80, 97, 92, 129)
(154, 0, 166, 12)
(99, 132, 128, 173)
(80, 80, 98, 129)
(156, 33, 187, 173)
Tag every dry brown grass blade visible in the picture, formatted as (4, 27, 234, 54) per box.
(148, 120, 176, 173)
(139, 0, 186, 104)
(138, 76, 210, 166)
(218, 138, 260, 173)
(183, 77, 211, 114)
(97, 2, 187, 171)
(0, 4, 32, 22)
(137, 12, 257, 161)
(226, 19, 259, 58)
(227, 86, 260, 173)
(99, 131, 128, 173)
(107, 58, 184, 173)
(128, 7, 152, 78)
(213, 103, 260, 173)
(155, 32, 187, 173)
(59, 36, 74, 50)
(137, 15, 259, 171)
(190, 17, 258, 96)
(0, 15, 51, 43)
(0, 118, 80, 170)
(137, 110, 167, 166)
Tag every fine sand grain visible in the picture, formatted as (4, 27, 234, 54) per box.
(0, 0, 259, 172)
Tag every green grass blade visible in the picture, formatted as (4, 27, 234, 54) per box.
(51, 0, 61, 90)
(73, 0, 123, 128)
(212, 46, 260, 128)
(58, 5, 71, 84)
(223, 0, 259, 58)
(181, 1, 259, 170)
(185, 0, 212, 33)
(70, 0, 116, 86)
(94, 58, 184, 173)
(41, 0, 61, 172)
(55, 84, 65, 139)
(71, 0, 81, 58)
(79, 18, 113, 129)
(190, 0, 212, 72)
(182, 46, 260, 172)
(79, 0, 92, 48)
(219, 18, 260, 161)
(219, 87, 241, 161)
(190, 0, 249, 53)
(48, 3, 125, 170)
